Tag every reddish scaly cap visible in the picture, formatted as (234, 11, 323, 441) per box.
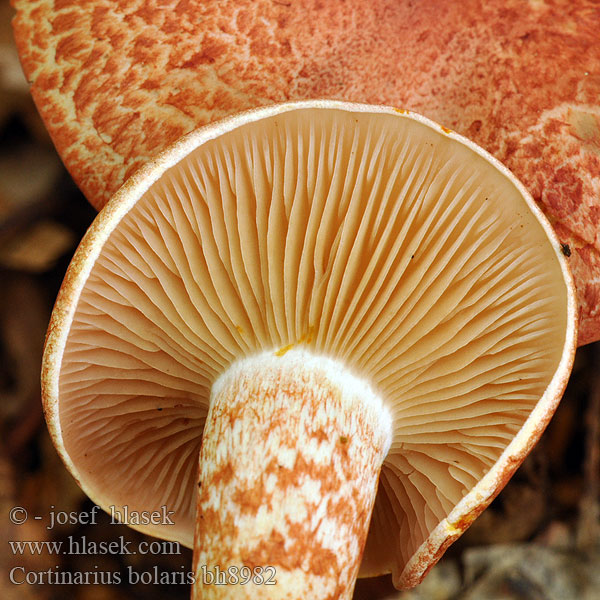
(12, 0, 600, 344)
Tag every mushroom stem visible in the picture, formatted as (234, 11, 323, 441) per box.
(192, 349, 392, 599)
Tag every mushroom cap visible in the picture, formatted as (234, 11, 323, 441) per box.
(42, 101, 577, 588)
(12, 0, 600, 345)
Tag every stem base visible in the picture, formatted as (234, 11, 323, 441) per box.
(192, 349, 392, 599)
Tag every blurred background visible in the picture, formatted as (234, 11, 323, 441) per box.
(1, 1, 599, 598)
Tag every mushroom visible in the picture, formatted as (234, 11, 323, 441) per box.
(42, 101, 577, 596)
(11, 0, 600, 345)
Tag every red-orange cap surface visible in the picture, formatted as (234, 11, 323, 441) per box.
(12, 0, 600, 345)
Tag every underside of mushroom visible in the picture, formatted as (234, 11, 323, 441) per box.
(42, 104, 576, 596)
